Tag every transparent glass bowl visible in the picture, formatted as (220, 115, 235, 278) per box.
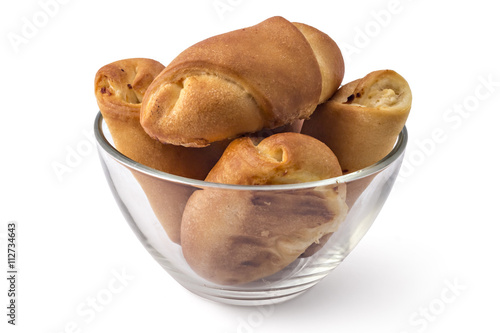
(94, 112, 407, 306)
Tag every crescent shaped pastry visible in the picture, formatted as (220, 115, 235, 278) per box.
(94, 58, 227, 179)
(181, 133, 348, 285)
(140, 16, 344, 147)
(302, 69, 412, 174)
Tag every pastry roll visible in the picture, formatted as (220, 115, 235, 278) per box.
(94, 58, 226, 180)
(140, 16, 344, 147)
(302, 69, 411, 211)
(302, 69, 412, 174)
(181, 133, 348, 285)
(94, 58, 227, 244)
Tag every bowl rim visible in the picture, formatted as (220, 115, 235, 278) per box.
(94, 111, 408, 191)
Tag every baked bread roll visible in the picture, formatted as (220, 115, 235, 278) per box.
(94, 58, 226, 179)
(181, 133, 348, 285)
(302, 70, 411, 212)
(140, 16, 344, 147)
(205, 133, 343, 185)
(95, 58, 227, 244)
(302, 69, 412, 174)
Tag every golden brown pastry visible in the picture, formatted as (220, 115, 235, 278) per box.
(94, 58, 227, 180)
(95, 58, 165, 118)
(181, 133, 348, 285)
(140, 16, 344, 147)
(94, 58, 227, 244)
(205, 133, 343, 185)
(302, 69, 412, 174)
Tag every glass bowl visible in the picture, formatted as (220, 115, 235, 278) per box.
(94, 112, 407, 306)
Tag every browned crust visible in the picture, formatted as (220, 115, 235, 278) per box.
(293, 22, 345, 104)
(140, 16, 330, 147)
(302, 69, 412, 174)
(181, 133, 348, 285)
(206, 132, 343, 185)
(181, 187, 347, 285)
(95, 58, 165, 121)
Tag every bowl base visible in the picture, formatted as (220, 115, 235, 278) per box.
(164, 251, 346, 306)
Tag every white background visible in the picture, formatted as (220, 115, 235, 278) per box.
(1, 0, 499, 332)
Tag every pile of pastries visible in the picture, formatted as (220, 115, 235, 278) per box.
(94, 16, 412, 285)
